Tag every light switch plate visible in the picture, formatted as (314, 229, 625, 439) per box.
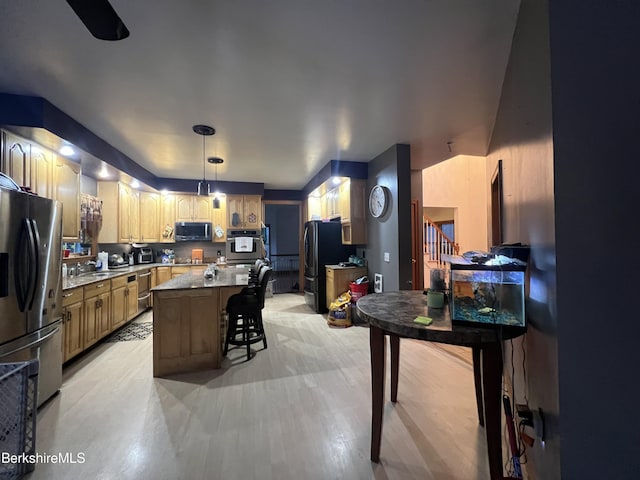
(384, 252, 390, 262)
(374, 273, 383, 293)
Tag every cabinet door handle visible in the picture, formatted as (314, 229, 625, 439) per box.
(63, 292, 74, 298)
(96, 283, 104, 288)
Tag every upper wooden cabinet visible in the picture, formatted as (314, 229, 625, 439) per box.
(31, 147, 54, 199)
(339, 179, 366, 245)
(175, 194, 212, 222)
(159, 194, 176, 242)
(118, 183, 140, 243)
(1, 131, 55, 199)
(54, 155, 81, 241)
(139, 191, 160, 242)
(1, 131, 30, 188)
(227, 194, 262, 229)
(97, 181, 142, 244)
(1, 130, 80, 240)
(210, 195, 227, 242)
(306, 178, 367, 244)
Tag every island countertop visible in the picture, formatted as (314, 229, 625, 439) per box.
(151, 266, 251, 291)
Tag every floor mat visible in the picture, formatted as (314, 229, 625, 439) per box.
(106, 322, 153, 342)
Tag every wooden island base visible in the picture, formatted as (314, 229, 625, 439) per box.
(152, 269, 249, 377)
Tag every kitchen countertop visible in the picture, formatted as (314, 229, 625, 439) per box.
(62, 264, 157, 290)
(152, 266, 251, 291)
(61, 262, 252, 290)
(326, 264, 367, 269)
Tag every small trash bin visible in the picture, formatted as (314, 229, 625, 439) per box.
(350, 280, 369, 324)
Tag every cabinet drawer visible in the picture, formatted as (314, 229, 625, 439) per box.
(171, 266, 191, 275)
(84, 280, 111, 299)
(110, 275, 128, 289)
(62, 287, 84, 307)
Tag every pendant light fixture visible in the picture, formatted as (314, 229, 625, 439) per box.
(193, 124, 215, 196)
(208, 157, 224, 209)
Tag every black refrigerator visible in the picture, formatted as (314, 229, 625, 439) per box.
(303, 220, 355, 313)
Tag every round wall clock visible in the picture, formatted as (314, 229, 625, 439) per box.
(369, 184, 389, 218)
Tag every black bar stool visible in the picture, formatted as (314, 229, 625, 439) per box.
(224, 267, 272, 360)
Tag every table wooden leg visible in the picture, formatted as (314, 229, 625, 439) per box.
(370, 325, 386, 463)
(390, 334, 400, 403)
(472, 346, 484, 427)
(481, 343, 504, 480)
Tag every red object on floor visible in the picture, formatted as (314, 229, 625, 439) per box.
(350, 281, 368, 303)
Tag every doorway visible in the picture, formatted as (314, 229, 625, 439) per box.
(264, 202, 302, 293)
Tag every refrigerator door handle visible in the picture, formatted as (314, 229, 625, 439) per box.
(27, 218, 41, 310)
(0, 325, 60, 358)
(14, 218, 32, 311)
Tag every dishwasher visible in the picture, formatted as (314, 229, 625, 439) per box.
(137, 269, 152, 313)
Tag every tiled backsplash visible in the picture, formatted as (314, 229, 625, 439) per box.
(99, 242, 226, 264)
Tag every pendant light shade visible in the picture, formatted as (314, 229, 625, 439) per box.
(208, 157, 224, 209)
(193, 124, 215, 197)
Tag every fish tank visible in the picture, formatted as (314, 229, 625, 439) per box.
(446, 256, 526, 327)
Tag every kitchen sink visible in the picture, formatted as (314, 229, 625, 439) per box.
(79, 272, 111, 277)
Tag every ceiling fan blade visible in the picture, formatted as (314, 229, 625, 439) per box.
(66, 0, 130, 41)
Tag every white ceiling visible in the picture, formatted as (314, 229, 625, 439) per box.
(0, 0, 520, 190)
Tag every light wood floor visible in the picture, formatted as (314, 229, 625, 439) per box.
(31, 293, 491, 480)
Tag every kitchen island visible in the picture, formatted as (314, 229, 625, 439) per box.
(151, 266, 250, 377)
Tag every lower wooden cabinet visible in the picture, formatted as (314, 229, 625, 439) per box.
(325, 266, 368, 309)
(156, 266, 172, 285)
(153, 287, 220, 376)
(171, 266, 191, 278)
(62, 287, 84, 362)
(111, 286, 126, 331)
(111, 275, 139, 330)
(84, 292, 111, 347)
(83, 281, 111, 348)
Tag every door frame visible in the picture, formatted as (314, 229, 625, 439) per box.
(263, 200, 303, 292)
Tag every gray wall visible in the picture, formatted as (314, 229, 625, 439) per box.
(549, 1, 640, 479)
(489, 0, 640, 478)
(364, 144, 412, 291)
(487, 0, 559, 477)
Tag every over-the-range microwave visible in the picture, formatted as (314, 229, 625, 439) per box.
(174, 222, 212, 242)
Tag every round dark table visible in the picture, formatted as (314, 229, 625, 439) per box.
(357, 290, 526, 480)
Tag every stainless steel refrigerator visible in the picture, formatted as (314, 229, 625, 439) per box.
(303, 220, 355, 313)
(0, 174, 63, 407)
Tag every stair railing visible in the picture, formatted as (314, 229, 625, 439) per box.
(423, 214, 459, 269)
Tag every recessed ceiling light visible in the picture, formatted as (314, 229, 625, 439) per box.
(59, 145, 75, 156)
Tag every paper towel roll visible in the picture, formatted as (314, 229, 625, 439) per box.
(98, 251, 109, 271)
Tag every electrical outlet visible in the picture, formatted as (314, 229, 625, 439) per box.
(374, 273, 383, 293)
(517, 404, 545, 441)
(516, 404, 533, 427)
(384, 252, 390, 262)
